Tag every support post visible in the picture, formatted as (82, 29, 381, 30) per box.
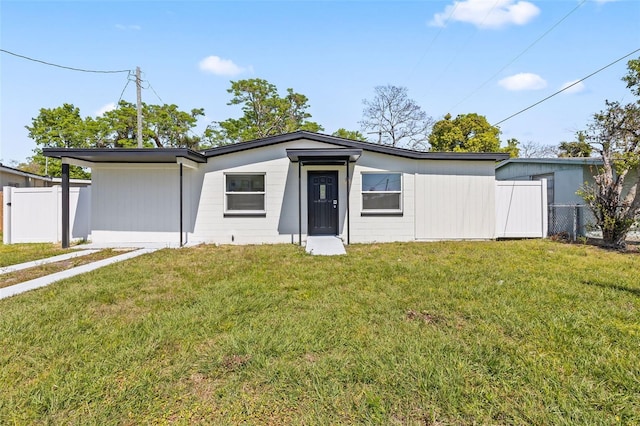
(346, 159, 350, 245)
(298, 161, 302, 246)
(61, 162, 70, 248)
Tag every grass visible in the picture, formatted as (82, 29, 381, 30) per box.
(0, 249, 129, 289)
(0, 240, 638, 424)
(0, 233, 72, 268)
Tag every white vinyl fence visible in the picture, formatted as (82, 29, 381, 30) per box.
(495, 180, 547, 238)
(2, 186, 91, 244)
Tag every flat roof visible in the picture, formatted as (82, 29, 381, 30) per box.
(496, 157, 602, 169)
(43, 148, 207, 164)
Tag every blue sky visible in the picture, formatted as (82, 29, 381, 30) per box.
(1, 0, 639, 163)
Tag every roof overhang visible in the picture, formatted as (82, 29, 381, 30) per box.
(496, 157, 602, 169)
(43, 148, 207, 165)
(286, 148, 362, 163)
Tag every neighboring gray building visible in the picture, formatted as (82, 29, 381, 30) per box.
(496, 157, 640, 239)
(495, 158, 602, 206)
(0, 163, 52, 190)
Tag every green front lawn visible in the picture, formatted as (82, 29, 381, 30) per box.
(0, 240, 638, 424)
(0, 232, 72, 268)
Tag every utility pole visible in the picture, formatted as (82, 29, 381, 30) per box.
(136, 66, 143, 148)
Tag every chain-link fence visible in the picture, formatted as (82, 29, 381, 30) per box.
(548, 204, 640, 241)
(548, 204, 594, 241)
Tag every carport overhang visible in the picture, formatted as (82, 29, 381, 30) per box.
(43, 148, 207, 248)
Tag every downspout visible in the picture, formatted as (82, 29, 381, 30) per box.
(179, 162, 184, 247)
(61, 162, 70, 248)
(346, 159, 350, 245)
(298, 160, 302, 246)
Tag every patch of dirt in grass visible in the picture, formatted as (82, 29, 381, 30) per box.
(221, 354, 252, 372)
(0, 249, 131, 289)
(406, 310, 446, 325)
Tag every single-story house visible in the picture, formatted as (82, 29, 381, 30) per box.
(0, 163, 52, 190)
(44, 131, 511, 247)
(495, 157, 603, 206)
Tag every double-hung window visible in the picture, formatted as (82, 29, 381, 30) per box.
(361, 172, 402, 214)
(225, 173, 266, 215)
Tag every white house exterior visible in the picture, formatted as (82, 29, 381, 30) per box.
(44, 132, 510, 247)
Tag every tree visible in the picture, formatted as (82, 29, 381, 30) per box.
(25, 103, 92, 178)
(579, 58, 640, 249)
(502, 138, 520, 158)
(359, 85, 432, 150)
(144, 104, 204, 149)
(205, 78, 323, 146)
(519, 140, 558, 158)
(25, 101, 206, 177)
(558, 132, 592, 157)
(332, 128, 366, 141)
(98, 101, 204, 148)
(428, 113, 502, 153)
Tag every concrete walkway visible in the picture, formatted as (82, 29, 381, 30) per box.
(305, 236, 347, 256)
(0, 248, 158, 300)
(0, 250, 100, 275)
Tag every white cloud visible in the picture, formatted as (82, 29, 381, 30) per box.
(560, 79, 586, 94)
(499, 73, 547, 91)
(95, 102, 116, 116)
(199, 55, 250, 76)
(115, 24, 141, 31)
(430, 0, 540, 29)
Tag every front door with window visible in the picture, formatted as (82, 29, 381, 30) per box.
(308, 171, 338, 235)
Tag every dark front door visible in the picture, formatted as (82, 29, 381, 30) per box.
(308, 171, 339, 235)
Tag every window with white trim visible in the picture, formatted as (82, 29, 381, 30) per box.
(361, 172, 402, 213)
(225, 173, 265, 214)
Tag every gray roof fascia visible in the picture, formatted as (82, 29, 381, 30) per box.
(286, 148, 362, 163)
(496, 157, 602, 169)
(43, 148, 207, 164)
(203, 131, 509, 161)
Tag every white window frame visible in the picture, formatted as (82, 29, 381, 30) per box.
(361, 172, 403, 214)
(224, 173, 266, 215)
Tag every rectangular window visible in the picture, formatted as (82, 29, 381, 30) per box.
(361, 172, 402, 213)
(225, 173, 265, 214)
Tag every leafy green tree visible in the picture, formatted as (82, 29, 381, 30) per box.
(98, 101, 204, 148)
(205, 78, 323, 146)
(429, 113, 501, 153)
(360, 85, 432, 150)
(332, 128, 366, 141)
(26, 101, 206, 177)
(503, 138, 520, 158)
(558, 132, 592, 157)
(25, 103, 92, 178)
(579, 58, 640, 249)
(144, 104, 204, 148)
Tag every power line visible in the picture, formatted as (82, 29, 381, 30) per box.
(447, 0, 587, 112)
(0, 48, 131, 74)
(493, 47, 640, 127)
(406, 1, 461, 80)
(146, 81, 164, 104)
(117, 72, 135, 104)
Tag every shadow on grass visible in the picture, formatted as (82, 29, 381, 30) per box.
(583, 280, 640, 297)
